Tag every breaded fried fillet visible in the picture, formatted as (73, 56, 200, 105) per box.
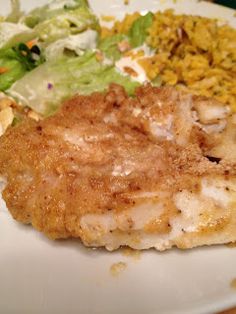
(0, 84, 236, 250)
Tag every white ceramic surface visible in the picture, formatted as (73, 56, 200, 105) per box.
(1, 1, 236, 314)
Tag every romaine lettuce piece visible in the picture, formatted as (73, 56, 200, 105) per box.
(23, 0, 89, 28)
(45, 30, 97, 61)
(0, 0, 99, 61)
(98, 34, 126, 61)
(35, 8, 99, 44)
(128, 12, 154, 48)
(22, 0, 99, 45)
(8, 52, 139, 116)
(0, 57, 26, 91)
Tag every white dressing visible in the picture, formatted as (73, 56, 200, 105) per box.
(45, 30, 98, 60)
(115, 44, 154, 83)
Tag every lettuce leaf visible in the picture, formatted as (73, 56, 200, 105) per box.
(0, 43, 44, 91)
(23, 0, 89, 28)
(35, 7, 99, 45)
(128, 12, 154, 48)
(45, 30, 97, 61)
(22, 0, 99, 45)
(98, 34, 126, 61)
(8, 51, 139, 116)
(0, 57, 26, 91)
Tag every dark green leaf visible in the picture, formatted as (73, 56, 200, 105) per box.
(31, 45, 40, 55)
(13, 43, 45, 71)
(0, 57, 26, 91)
(128, 12, 154, 48)
(0, 43, 45, 91)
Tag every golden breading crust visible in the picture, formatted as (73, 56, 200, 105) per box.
(0, 84, 235, 250)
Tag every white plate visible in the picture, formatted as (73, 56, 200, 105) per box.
(1, 1, 236, 314)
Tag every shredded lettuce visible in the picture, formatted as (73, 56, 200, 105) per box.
(98, 34, 126, 61)
(35, 8, 99, 45)
(23, 0, 90, 28)
(0, 0, 99, 93)
(128, 12, 154, 48)
(0, 59, 25, 91)
(45, 30, 97, 61)
(8, 51, 139, 116)
(21, 0, 99, 46)
(0, 0, 154, 116)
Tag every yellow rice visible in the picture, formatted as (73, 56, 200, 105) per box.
(101, 10, 236, 111)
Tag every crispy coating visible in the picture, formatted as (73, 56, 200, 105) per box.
(0, 84, 235, 247)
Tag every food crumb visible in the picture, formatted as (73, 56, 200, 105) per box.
(122, 247, 141, 261)
(27, 109, 42, 122)
(110, 262, 127, 277)
(231, 278, 236, 290)
(124, 0, 129, 5)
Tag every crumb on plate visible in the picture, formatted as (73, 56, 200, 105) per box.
(110, 262, 127, 277)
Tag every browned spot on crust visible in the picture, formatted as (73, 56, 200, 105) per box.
(110, 262, 127, 277)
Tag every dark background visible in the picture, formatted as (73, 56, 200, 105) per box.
(214, 0, 236, 9)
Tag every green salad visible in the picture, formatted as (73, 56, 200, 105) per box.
(0, 0, 146, 116)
